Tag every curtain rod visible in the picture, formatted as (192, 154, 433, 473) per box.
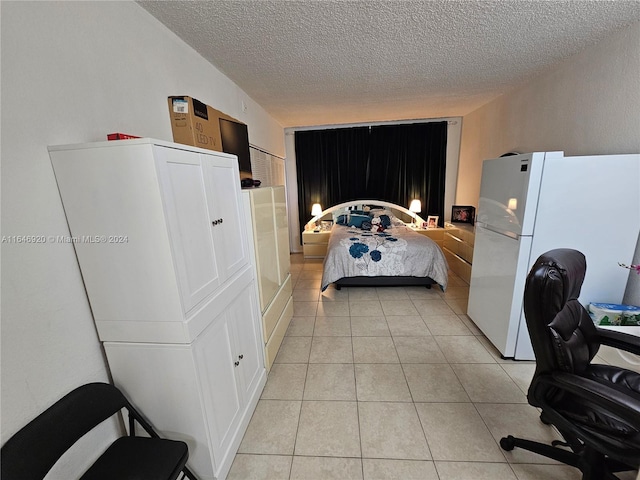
(285, 118, 460, 134)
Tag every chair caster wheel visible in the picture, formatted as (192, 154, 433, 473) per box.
(500, 435, 516, 451)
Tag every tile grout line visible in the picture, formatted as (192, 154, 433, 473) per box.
(286, 310, 314, 478)
(351, 322, 365, 479)
(253, 256, 568, 478)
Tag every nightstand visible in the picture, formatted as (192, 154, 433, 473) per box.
(302, 230, 331, 258)
(412, 227, 445, 248)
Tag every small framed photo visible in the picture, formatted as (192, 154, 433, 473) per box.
(320, 220, 333, 231)
(426, 216, 439, 228)
(451, 205, 475, 225)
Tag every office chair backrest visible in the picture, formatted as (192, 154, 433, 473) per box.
(1, 383, 128, 479)
(523, 249, 600, 382)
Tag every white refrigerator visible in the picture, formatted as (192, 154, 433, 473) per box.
(467, 151, 640, 360)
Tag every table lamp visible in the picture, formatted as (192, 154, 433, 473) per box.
(311, 203, 323, 217)
(409, 199, 421, 226)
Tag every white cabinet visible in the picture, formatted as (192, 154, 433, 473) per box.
(243, 186, 293, 370)
(155, 146, 248, 312)
(226, 283, 264, 402)
(273, 187, 291, 285)
(302, 230, 331, 258)
(104, 282, 263, 480)
(442, 224, 475, 284)
(49, 139, 250, 343)
(160, 150, 222, 310)
(49, 139, 266, 480)
(248, 187, 279, 307)
(412, 227, 445, 248)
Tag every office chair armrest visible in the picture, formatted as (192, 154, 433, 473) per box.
(596, 327, 640, 356)
(533, 372, 640, 426)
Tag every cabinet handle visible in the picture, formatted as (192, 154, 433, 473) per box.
(234, 361, 240, 367)
(238, 354, 244, 360)
(211, 218, 224, 226)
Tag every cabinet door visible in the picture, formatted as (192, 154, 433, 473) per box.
(273, 186, 291, 284)
(155, 146, 221, 312)
(202, 155, 249, 282)
(194, 313, 243, 473)
(229, 283, 264, 402)
(49, 144, 185, 327)
(250, 188, 279, 311)
(104, 342, 216, 479)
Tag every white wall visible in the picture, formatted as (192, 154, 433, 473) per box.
(457, 22, 640, 207)
(0, 1, 283, 474)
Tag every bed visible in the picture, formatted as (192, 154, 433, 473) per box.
(305, 201, 449, 292)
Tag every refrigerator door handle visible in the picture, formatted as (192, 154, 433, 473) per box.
(476, 222, 522, 241)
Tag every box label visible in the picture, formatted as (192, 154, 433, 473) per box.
(193, 98, 209, 120)
(172, 98, 188, 114)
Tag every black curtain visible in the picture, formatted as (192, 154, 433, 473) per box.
(295, 121, 447, 238)
(369, 122, 447, 226)
(295, 127, 370, 235)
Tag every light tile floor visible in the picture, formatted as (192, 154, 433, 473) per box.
(228, 254, 638, 480)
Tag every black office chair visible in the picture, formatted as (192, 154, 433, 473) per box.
(500, 249, 640, 480)
(1, 382, 198, 480)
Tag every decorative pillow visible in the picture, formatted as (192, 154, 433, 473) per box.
(349, 209, 369, 216)
(336, 214, 348, 225)
(379, 214, 392, 228)
(347, 214, 371, 228)
(360, 220, 372, 231)
(371, 210, 404, 227)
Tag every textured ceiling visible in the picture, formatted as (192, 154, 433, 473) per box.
(138, 1, 640, 127)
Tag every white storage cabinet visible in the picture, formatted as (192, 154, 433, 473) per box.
(243, 186, 293, 370)
(49, 139, 266, 480)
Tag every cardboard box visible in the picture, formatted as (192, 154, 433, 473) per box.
(167, 96, 252, 180)
(167, 96, 237, 153)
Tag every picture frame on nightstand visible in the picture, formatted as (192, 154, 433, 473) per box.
(320, 220, 333, 231)
(426, 216, 439, 228)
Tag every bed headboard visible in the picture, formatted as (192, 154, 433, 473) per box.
(304, 200, 425, 231)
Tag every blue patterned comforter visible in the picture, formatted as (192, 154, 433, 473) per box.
(321, 224, 449, 291)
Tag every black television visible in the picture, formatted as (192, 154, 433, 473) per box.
(219, 118, 252, 178)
